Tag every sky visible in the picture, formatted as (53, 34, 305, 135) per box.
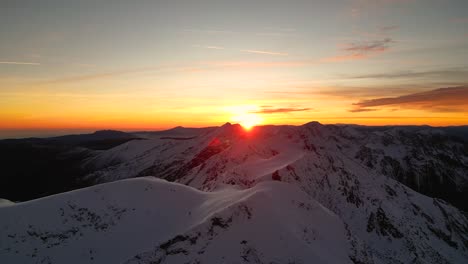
(1, 0, 468, 137)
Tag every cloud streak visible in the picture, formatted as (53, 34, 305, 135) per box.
(194, 45, 289, 56)
(0, 61, 40, 65)
(344, 38, 393, 53)
(193, 45, 225, 50)
(250, 106, 311, 114)
(349, 108, 378, 113)
(345, 68, 468, 79)
(209, 60, 306, 68)
(241, 49, 288, 56)
(351, 86, 468, 112)
(322, 38, 394, 62)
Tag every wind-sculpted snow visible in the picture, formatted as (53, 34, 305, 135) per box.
(0, 178, 350, 264)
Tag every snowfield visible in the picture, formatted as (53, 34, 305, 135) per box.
(1, 178, 350, 264)
(1, 122, 468, 263)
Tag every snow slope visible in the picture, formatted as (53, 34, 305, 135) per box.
(0, 177, 351, 264)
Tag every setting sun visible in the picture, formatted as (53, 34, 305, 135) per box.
(232, 113, 263, 130)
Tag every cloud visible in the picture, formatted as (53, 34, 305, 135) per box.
(351, 86, 468, 112)
(0, 61, 40, 65)
(205, 46, 225, 50)
(322, 38, 394, 62)
(193, 45, 225, 50)
(345, 38, 393, 53)
(250, 106, 311, 114)
(349, 108, 378, 113)
(263, 86, 427, 101)
(241, 50, 288, 56)
(207, 60, 307, 68)
(345, 68, 468, 79)
(194, 45, 289, 56)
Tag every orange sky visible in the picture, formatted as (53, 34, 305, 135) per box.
(1, 0, 468, 136)
(1, 82, 467, 131)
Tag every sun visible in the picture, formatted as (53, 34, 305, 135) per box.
(233, 113, 263, 130)
(226, 105, 264, 131)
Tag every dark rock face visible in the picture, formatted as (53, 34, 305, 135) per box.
(367, 208, 403, 239)
(0, 140, 93, 202)
(347, 127, 468, 211)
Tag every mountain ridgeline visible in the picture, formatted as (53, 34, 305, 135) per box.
(84, 123, 468, 211)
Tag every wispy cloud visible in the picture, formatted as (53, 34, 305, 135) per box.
(207, 60, 307, 68)
(0, 61, 40, 65)
(345, 68, 468, 79)
(194, 45, 289, 56)
(349, 108, 378, 113)
(193, 45, 225, 50)
(322, 38, 394, 62)
(205, 46, 225, 50)
(351, 86, 468, 112)
(250, 106, 311, 114)
(345, 38, 393, 53)
(264, 86, 426, 100)
(241, 50, 288, 56)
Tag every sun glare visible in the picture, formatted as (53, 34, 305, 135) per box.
(233, 113, 263, 130)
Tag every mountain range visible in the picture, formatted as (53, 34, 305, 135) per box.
(1, 122, 467, 263)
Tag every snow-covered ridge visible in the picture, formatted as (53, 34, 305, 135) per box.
(84, 122, 467, 209)
(0, 178, 350, 264)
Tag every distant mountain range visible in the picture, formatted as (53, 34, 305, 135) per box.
(1, 123, 467, 263)
(0, 130, 140, 201)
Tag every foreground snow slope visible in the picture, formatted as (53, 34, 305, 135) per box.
(0, 177, 350, 264)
